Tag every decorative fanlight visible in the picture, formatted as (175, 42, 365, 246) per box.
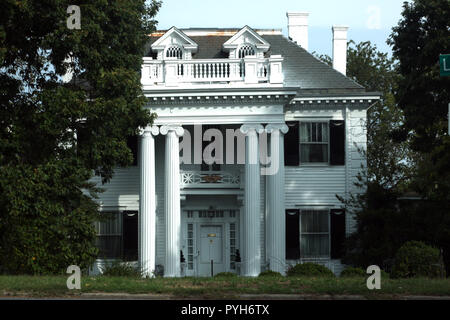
(208, 206, 215, 218)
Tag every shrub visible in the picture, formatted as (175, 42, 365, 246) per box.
(286, 263, 335, 277)
(101, 261, 142, 278)
(340, 266, 390, 278)
(258, 270, 283, 278)
(340, 267, 366, 277)
(391, 241, 442, 279)
(214, 272, 237, 278)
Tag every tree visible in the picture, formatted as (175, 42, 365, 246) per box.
(388, 0, 450, 275)
(316, 41, 412, 189)
(316, 41, 415, 269)
(0, 0, 161, 274)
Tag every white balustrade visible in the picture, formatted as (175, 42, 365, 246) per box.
(141, 56, 283, 86)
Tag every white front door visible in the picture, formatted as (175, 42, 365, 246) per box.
(198, 225, 224, 276)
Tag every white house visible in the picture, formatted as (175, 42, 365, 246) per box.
(90, 12, 379, 277)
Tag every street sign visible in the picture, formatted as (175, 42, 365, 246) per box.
(440, 54, 450, 77)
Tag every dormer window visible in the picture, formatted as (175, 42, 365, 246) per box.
(166, 45, 183, 59)
(151, 27, 198, 61)
(238, 44, 256, 58)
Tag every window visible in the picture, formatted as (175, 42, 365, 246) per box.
(165, 45, 183, 59)
(199, 210, 224, 218)
(284, 120, 346, 166)
(300, 122, 329, 163)
(95, 212, 122, 259)
(187, 224, 194, 270)
(300, 210, 330, 258)
(238, 44, 255, 58)
(285, 209, 346, 260)
(230, 223, 237, 269)
(95, 211, 138, 260)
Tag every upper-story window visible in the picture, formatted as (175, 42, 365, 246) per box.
(165, 45, 183, 59)
(238, 44, 256, 58)
(300, 122, 329, 163)
(285, 120, 346, 166)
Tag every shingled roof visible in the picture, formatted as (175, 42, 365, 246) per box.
(144, 29, 364, 91)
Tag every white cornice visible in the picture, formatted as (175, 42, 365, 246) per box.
(222, 26, 271, 52)
(151, 26, 198, 52)
(291, 96, 380, 104)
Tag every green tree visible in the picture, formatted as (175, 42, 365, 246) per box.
(0, 0, 160, 274)
(316, 40, 414, 269)
(388, 0, 450, 275)
(317, 41, 412, 189)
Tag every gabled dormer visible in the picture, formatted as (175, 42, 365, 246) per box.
(223, 26, 271, 59)
(151, 27, 198, 60)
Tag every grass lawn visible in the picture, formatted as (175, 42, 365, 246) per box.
(1, 275, 450, 298)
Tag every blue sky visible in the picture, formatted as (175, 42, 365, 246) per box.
(154, 0, 411, 57)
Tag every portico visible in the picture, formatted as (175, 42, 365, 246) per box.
(137, 91, 294, 277)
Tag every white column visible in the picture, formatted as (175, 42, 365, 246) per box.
(240, 124, 264, 277)
(265, 124, 288, 274)
(160, 125, 184, 277)
(139, 125, 159, 277)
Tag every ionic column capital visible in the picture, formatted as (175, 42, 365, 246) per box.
(240, 123, 264, 135)
(160, 125, 184, 137)
(265, 123, 289, 134)
(139, 125, 159, 137)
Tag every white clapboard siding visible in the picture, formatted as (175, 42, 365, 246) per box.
(346, 108, 368, 235)
(91, 167, 140, 211)
(284, 166, 346, 208)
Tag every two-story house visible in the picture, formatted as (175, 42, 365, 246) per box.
(90, 12, 379, 277)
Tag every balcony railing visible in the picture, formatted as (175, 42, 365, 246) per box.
(180, 170, 242, 189)
(141, 56, 283, 87)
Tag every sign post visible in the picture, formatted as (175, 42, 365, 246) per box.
(440, 54, 450, 77)
(440, 55, 450, 134)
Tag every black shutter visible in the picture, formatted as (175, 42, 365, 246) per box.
(330, 120, 345, 165)
(123, 211, 138, 261)
(127, 136, 138, 166)
(286, 209, 300, 259)
(330, 209, 346, 259)
(284, 121, 300, 166)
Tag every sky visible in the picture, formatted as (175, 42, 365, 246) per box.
(153, 0, 411, 57)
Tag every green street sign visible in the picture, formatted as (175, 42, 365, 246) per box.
(440, 54, 450, 77)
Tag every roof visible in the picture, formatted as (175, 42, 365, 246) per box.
(144, 29, 365, 91)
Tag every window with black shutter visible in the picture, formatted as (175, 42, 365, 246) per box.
(329, 120, 345, 165)
(123, 211, 138, 261)
(286, 209, 300, 259)
(330, 209, 346, 259)
(284, 122, 300, 166)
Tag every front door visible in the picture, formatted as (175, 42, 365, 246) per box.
(198, 225, 224, 276)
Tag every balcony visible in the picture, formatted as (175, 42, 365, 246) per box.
(180, 170, 242, 189)
(141, 56, 283, 87)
